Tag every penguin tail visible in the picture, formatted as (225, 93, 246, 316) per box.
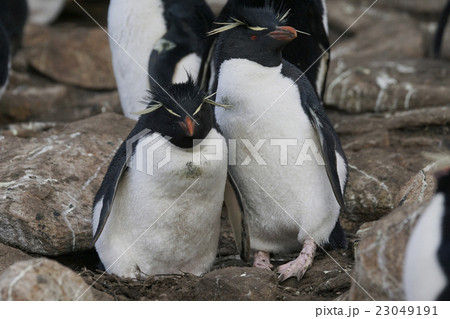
(325, 219, 348, 250)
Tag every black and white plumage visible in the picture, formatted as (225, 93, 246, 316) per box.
(148, 0, 214, 89)
(201, 0, 330, 99)
(404, 167, 450, 301)
(213, 6, 347, 281)
(109, 0, 213, 120)
(433, 0, 450, 58)
(0, 0, 28, 100)
(92, 79, 234, 278)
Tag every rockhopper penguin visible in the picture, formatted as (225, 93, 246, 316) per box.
(212, 6, 347, 281)
(92, 79, 233, 278)
(108, 0, 214, 120)
(148, 0, 214, 88)
(404, 166, 450, 301)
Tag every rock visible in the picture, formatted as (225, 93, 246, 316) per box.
(195, 267, 278, 301)
(24, 25, 116, 90)
(0, 258, 94, 301)
(0, 113, 135, 255)
(327, 109, 449, 225)
(357, 0, 448, 16)
(395, 163, 439, 208)
(326, 59, 450, 113)
(0, 70, 122, 125)
(348, 204, 426, 301)
(0, 243, 32, 275)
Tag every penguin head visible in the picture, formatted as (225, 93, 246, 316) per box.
(212, 6, 298, 67)
(137, 78, 223, 148)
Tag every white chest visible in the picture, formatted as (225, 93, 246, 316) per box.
(215, 59, 339, 252)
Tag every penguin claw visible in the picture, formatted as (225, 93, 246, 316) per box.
(253, 251, 273, 270)
(276, 239, 317, 282)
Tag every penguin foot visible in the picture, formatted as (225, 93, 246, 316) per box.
(253, 251, 273, 270)
(277, 239, 317, 282)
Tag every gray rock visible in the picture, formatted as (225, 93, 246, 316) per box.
(0, 113, 134, 255)
(326, 60, 450, 113)
(24, 25, 116, 90)
(0, 243, 32, 275)
(348, 203, 425, 301)
(0, 258, 94, 301)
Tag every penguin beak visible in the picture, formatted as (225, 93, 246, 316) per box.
(268, 26, 297, 42)
(179, 116, 195, 136)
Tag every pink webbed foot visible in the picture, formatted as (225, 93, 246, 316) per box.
(277, 239, 317, 282)
(253, 251, 273, 270)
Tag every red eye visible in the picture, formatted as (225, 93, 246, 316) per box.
(250, 35, 257, 40)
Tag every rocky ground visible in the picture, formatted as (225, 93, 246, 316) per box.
(0, 0, 449, 301)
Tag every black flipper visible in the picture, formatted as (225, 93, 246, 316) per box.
(224, 171, 251, 262)
(433, 0, 450, 58)
(91, 123, 153, 247)
(326, 220, 348, 250)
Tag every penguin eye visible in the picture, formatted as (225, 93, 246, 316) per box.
(250, 35, 257, 40)
(193, 103, 203, 116)
(164, 107, 182, 118)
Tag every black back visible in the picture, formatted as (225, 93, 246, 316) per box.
(437, 170, 450, 300)
(148, 0, 214, 88)
(433, 0, 450, 58)
(0, 0, 28, 54)
(0, 22, 9, 88)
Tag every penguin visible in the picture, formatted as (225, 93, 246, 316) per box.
(92, 78, 238, 278)
(212, 6, 347, 281)
(27, 0, 66, 25)
(109, 0, 214, 120)
(404, 166, 450, 301)
(148, 0, 214, 88)
(200, 0, 330, 99)
(0, 0, 28, 53)
(0, 0, 28, 100)
(0, 22, 9, 100)
(433, 0, 450, 58)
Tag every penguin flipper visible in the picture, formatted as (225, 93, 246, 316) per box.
(91, 138, 132, 247)
(309, 107, 345, 210)
(224, 171, 251, 262)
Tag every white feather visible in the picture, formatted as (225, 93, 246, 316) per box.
(108, 0, 166, 120)
(404, 193, 447, 300)
(27, 0, 66, 25)
(172, 53, 202, 84)
(215, 59, 340, 253)
(94, 129, 228, 278)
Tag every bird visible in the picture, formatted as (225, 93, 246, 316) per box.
(0, 0, 28, 53)
(0, 0, 28, 100)
(91, 78, 234, 278)
(0, 22, 9, 101)
(148, 0, 214, 89)
(200, 0, 330, 99)
(433, 0, 450, 58)
(108, 0, 214, 120)
(404, 165, 450, 301)
(212, 5, 347, 281)
(27, 0, 66, 25)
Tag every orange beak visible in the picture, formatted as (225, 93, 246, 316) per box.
(179, 116, 195, 137)
(268, 26, 297, 42)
